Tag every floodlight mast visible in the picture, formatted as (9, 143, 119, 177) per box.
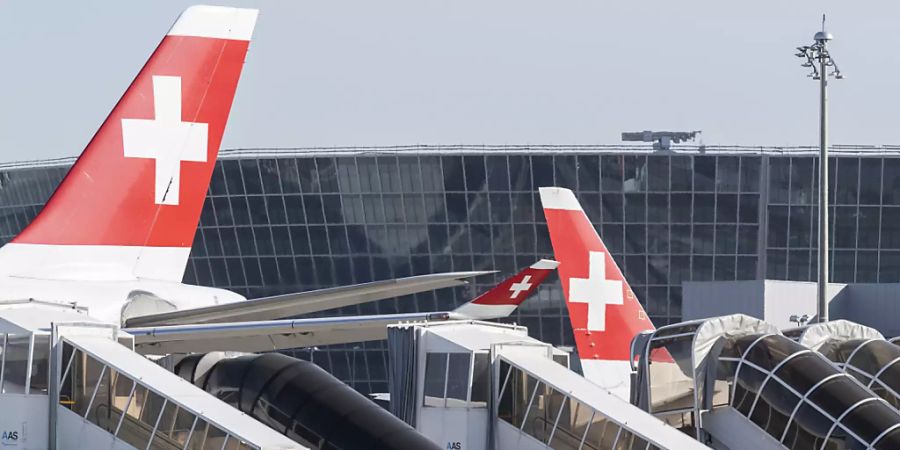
(795, 16, 843, 323)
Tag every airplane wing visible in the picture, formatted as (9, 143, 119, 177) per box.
(124, 271, 491, 327)
(126, 312, 455, 354)
(124, 260, 558, 355)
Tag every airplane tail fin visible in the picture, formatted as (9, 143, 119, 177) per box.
(452, 259, 558, 319)
(539, 187, 654, 398)
(1, 6, 258, 282)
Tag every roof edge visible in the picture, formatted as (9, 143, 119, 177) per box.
(6, 144, 900, 170)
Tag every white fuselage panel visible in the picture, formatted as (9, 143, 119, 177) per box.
(0, 276, 244, 325)
(580, 359, 633, 401)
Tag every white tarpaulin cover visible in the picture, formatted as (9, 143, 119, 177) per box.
(689, 314, 781, 413)
(797, 319, 884, 352)
(692, 314, 781, 374)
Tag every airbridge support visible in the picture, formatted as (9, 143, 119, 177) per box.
(387, 320, 705, 450)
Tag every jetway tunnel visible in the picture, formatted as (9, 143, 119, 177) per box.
(631, 314, 900, 449)
(175, 352, 439, 450)
(789, 320, 900, 412)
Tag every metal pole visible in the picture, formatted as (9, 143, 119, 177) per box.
(818, 43, 829, 323)
(799, 23, 840, 323)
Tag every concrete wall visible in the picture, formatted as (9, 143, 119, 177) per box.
(683, 280, 766, 322)
(682, 280, 848, 330)
(760, 280, 847, 330)
(842, 284, 900, 337)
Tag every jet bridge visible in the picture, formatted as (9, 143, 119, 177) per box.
(387, 320, 705, 450)
(631, 314, 900, 449)
(55, 331, 308, 450)
(173, 351, 440, 450)
(791, 320, 900, 412)
(0, 299, 305, 450)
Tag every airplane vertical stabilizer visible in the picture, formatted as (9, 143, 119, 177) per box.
(1, 6, 258, 282)
(539, 187, 655, 399)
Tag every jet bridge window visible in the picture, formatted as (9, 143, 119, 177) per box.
(445, 353, 470, 405)
(423, 351, 484, 408)
(0, 334, 31, 394)
(30, 335, 49, 394)
(423, 352, 448, 407)
(0, 332, 51, 396)
(470, 352, 490, 405)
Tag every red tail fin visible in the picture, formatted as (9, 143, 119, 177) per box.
(452, 259, 558, 319)
(539, 187, 654, 396)
(1, 6, 257, 281)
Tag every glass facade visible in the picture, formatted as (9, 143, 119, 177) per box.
(3, 146, 900, 394)
(765, 156, 900, 283)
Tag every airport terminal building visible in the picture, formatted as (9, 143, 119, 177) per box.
(2, 144, 899, 394)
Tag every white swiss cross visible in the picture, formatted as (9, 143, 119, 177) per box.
(509, 275, 533, 299)
(569, 251, 624, 331)
(121, 75, 208, 205)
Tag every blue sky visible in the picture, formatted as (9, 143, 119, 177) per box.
(1, 1, 898, 160)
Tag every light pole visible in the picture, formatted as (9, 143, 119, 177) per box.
(796, 16, 843, 323)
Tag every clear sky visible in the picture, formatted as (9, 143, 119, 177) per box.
(1, 1, 898, 161)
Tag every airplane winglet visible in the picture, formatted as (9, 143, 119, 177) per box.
(538, 187, 583, 211)
(452, 259, 558, 319)
(169, 5, 258, 41)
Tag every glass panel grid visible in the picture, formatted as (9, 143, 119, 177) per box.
(11, 151, 900, 395)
